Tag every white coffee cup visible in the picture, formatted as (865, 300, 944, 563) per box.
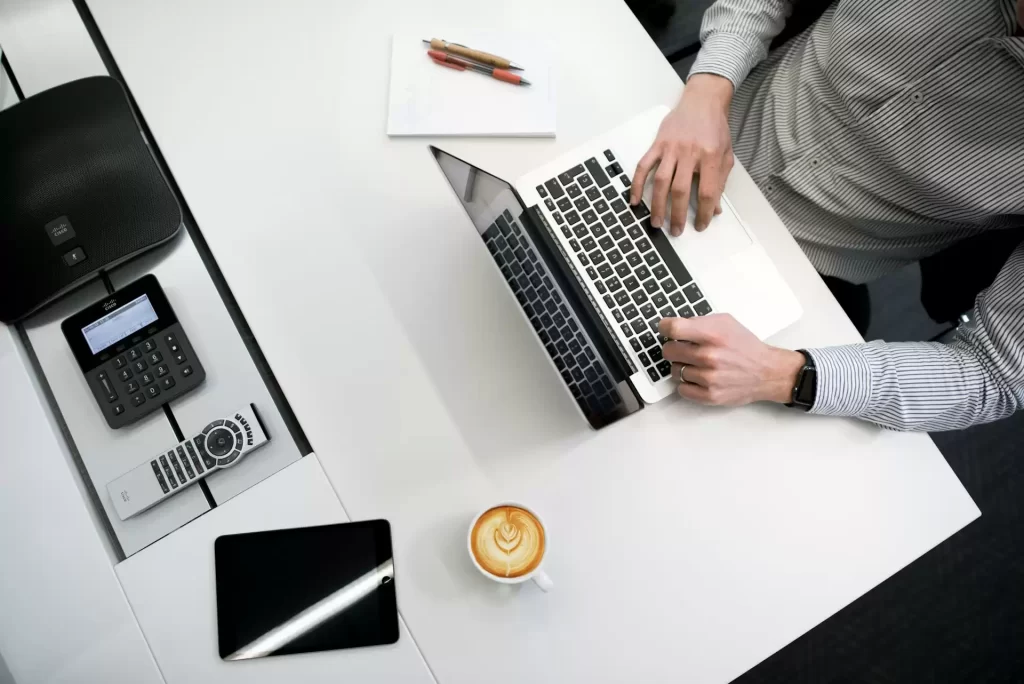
(467, 502, 553, 592)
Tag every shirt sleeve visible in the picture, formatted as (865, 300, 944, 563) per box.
(688, 0, 794, 89)
(806, 243, 1024, 431)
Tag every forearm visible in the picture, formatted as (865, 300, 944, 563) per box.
(689, 0, 794, 88)
(804, 245, 1024, 431)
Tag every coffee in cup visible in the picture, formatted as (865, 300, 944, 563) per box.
(468, 503, 552, 591)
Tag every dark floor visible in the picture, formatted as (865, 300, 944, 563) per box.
(628, 1, 1024, 681)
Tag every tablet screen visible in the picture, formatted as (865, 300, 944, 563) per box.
(214, 520, 398, 660)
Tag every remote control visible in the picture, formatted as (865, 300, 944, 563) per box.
(107, 404, 270, 520)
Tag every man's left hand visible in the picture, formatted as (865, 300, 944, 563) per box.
(660, 314, 806, 406)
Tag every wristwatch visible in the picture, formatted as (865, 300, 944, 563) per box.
(786, 349, 817, 411)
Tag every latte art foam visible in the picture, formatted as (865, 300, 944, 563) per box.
(470, 506, 545, 579)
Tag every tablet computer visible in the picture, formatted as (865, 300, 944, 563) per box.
(214, 520, 398, 660)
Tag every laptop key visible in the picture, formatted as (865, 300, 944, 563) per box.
(630, 319, 647, 335)
(559, 164, 585, 183)
(624, 276, 640, 291)
(621, 323, 633, 337)
(640, 303, 656, 319)
(653, 264, 669, 280)
(630, 338, 643, 352)
(615, 262, 631, 278)
(611, 199, 627, 213)
(589, 250, 606, 265)
(566, 211, 581, 225)
(569, 239, 581, 252)
(578, 253, 589, 266)
(605, 277, 622, 292)
(537, 185, 548, 197)
(545, 198, 556, 211)
(636, 238, 652, 252)
(584, 157, 610, 187)
(649, 320, 661, 334)
(598, 236, 614, 251)
(578, 174, 593, 188)
(595, 281, 607, 294)
(694, 300, 713, 316)
(627, 224, 644, 239)
(652, 292, 668, 308)
(618, 211, 635, 227)
(553, 212, 564, 224)
(684, 283, 703, 302)
(604, 149, 615, 161)
(647, 367, 661, 383)
(544, 178, 564, 199)
(573, 224, 589, 239)
(581, 237, 597, 252)
(638, 352, 650, 367)
(597, 263, 614, 278)
(604, 295, 616, 309)
(606, 162, 623, 177)
(557, 197, 572, 212)
(640, 332, 656, 348)
(669, 292, 687, 308)
(632, 290, 648, 305)
(611, 308, 624, 323)
(585, 186, 601, 200)
(644, 251, 659, 266)
(618, 238, 634, 254)
(590, 223, 606, 238)
(659, 306, 675, 319)
(566, 184, 582, 199)
(643, 279, 659, 295)
(614, 290, 631, 306)
(574, 197, 590, 212)
(586, 267, 598, 280)
(593, 199, 609, 214)
(649, 346, 664, 362)
(622, 304, 638, 320)
(583, 210, 598, 224)
(607, 250, 622, 264)
(601, 212, 617, 227)
(610, 225, 626, 240)
(620, 174, 632, 187)
(626, 251, 643, 267)
(603, 186, 618, 201)
(635, 265, 651, 281)
(657, 360, 672, 377)
(678, 305, 694, 318)
(632, 202, 651, 219)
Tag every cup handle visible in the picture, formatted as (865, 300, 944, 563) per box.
(531, 570, 553, 592)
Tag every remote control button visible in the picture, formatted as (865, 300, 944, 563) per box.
(168, 451, 185, 483)
(193, 436, 216, 469)
(146, 385, 160, 399)
(141, 372, 155, 386)
(132, 393, 146, 407)
(113, 356, 126, 369)
(118, 368, 133, 382)
(113, 404, 124, 416)
(226, 421, 241, 436)
(126, 349, 141, 362)
(127, 381, 140, 394)
(161, 376, 176, 390)
(206, 427, 234, 457)
(203, 419, 225, 434)
(181, 366, 193, 378)
(142, 339, 157, 353)
(97, 371, 118, 403)
(151, 461, 169, 494)
(159, 455, 177, 487)
(132, 360, 148, 373)
(156, 364, 169, 378)
(177, 446, 195, 479)
(184, 441, 205, 474)
(173, 351, 187, 365)
(164, 333, 177, 345)
(219, 450, 241, 466)
(148, 351, 163, 365)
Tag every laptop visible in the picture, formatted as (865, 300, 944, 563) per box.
(431, 105, 801, 429)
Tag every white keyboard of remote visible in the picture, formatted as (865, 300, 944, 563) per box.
(107, 404, 270, 520)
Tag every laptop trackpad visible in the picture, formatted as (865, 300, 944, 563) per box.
(668, 198, 753, 266)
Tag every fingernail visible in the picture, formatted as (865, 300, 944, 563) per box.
(695, 223, 706, 232)
(629, 196, 638, 206)
(671, 225, 682, 237)
(651, 216, 663, 228)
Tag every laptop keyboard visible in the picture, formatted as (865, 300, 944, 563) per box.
(536, 149, 713, 384)
(483, 210, 624, 417)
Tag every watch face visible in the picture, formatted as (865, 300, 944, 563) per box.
(796, 367, 817, 407)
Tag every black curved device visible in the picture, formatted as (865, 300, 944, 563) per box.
(0, 76, 182, 323)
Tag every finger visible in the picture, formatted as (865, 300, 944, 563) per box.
(677, 381, 713, 404)
(671, 362, 712, 388)
(668, 161, 696, 237)
(662, 340, 703, 366)
(631, 147, 661, 206)
(694, 160, 724, 232)
(714, 200, 722, 216)
(649, 155, 677, 229)
(659, 317, 716, 344)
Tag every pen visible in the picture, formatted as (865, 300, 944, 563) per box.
(423, 38, 524, 71)
(428, 51, 531, 87)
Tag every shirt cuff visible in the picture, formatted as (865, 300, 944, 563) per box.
(805, 346, 874, 417)
(687, 34, 765, 89)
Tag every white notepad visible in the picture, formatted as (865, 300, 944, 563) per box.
(387, 33, 556, 137)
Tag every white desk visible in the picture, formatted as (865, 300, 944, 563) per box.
(55, 0, 983, 682)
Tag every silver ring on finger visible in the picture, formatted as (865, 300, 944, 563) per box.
(678, 364, 691, 384)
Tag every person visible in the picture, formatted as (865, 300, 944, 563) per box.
(633, 0, 1024, 431)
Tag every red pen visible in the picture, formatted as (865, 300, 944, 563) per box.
(427, 50, 531, 87)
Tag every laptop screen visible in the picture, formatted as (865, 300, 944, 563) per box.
(430, 146, 642, 429)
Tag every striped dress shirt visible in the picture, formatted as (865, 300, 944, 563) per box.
(689, 0, 1024, 431)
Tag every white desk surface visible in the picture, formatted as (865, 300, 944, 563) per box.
(86, 1, 980, 682)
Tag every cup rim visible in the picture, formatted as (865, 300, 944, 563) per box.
(467, 501, 547, 584)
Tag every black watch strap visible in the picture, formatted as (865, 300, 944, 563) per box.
(785, 349, 817, 411)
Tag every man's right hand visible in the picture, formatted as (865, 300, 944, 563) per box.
(631, 74, 735, 236)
